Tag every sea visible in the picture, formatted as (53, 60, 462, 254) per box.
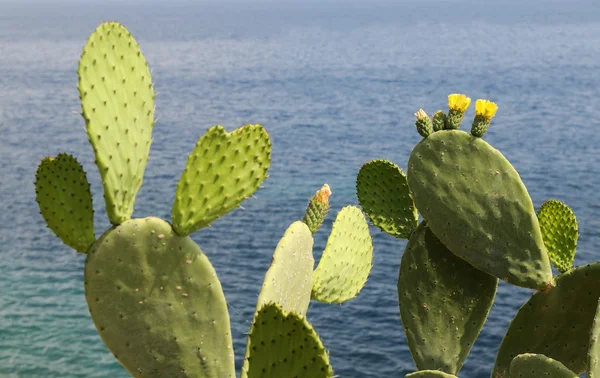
(1, 0, 599, 377)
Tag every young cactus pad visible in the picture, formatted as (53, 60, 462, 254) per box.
(311, 206, 374, 304)
(407, 129, 552, 289)
(508, 354, 577, 378)
(398, 222, 497, 375)
(356, 159, 418, 239)
(537, 199, 578, 273)
(245, 303, 333, 378)
(35, 153, 95, 253)
(405, 371, 458, 378)
(84, 217, 235, 378)
(171, 124, 271, 236)
(589, 299, 600, 378)
(78, 22, 155, 225)
(492, 262, 600, 377)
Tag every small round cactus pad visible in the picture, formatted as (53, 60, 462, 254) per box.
(356, 159, 418, 239)
(407, 129, 552, 289)
(508, 354, 577, 378)
(78, 22, 155, 225)
(398, 222, 497, 375)
(537, 199, 578, 273)
(245, 303, 333, 378)
(492, 262, 600, 378)
(405, 371, 458, 378)
(84, 217, 235, 378)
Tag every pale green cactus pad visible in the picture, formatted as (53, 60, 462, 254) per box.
(312, 206, 373, 304)
(492, 262, 600, 378)
(84, 217, 235, 378)
(78, 22, 155, 225)
(405, 371, 458, 378)
(537, 199, 578, 273)
(407, 129, 552, 289)
(356, 159, 418, 239)
(245, 303, 333, 378)
(509, 354, 577, 378)
(589, 299, 600, 378)
(398, 222, 497, 375)
(172, 125, 271, 236)
(240, 221, 314, 378)
(35, 153, 95, 253)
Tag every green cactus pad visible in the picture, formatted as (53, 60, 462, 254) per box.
(509, 354, 577, 378)
(172, 125, 271, 236)
(537, 199, 578, 273)
(398, 222, 497, 375)
(35, 154, 95, 253)
(407, 129, 552, 289)
(78, 22, 155, 225)
(589, 299, 600, 378)
(492, 262, 600, 378)
(245, 303, 333, 378)
(356, 159, 418, 239)
(311, 206, 373, 304)
(303, 199, 329, 234)
(84, 217, 235, 378)
(405, 371, 458, 378)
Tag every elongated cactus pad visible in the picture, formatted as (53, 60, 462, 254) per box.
(589, 299, 600, 378)
(407, 129, 552, 289)
(356, 160, 418, 239)
(35, 154, 95, 253)
(245, 303, 333, 378)
(398, 222, 497, 374)
(509, 354, 577, 378)
(78, 22, 155, 225)
(312, 206, 373, 304)
(492, 262, 600, 378)
(405, 371, 458, 378)
(240, 221, 314, 378)
(172, 125, 271, 236)
(84, 217, 235, 378)
(537, 199, 578, 273)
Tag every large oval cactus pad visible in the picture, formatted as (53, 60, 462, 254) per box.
(356, 159, 418, 239)
(589, 299, 600, 378)
(509, 354, 577, 378)
(245, 303, 333, 378)
(537, 199, 578, 273)
(407, 130, 551, 289)
(78, 22, 155, 225)
(35, 154, 95, 253)
(312, 206, 373, 304)
(172, 125, 271, 236)
(405, 371, 458, 378)
(492, 262, 600, 378)
(84, 217, 234, 378)
(398, 222, 497, 374)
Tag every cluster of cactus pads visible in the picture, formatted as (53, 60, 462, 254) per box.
(357, 94, 600, 377)
(35, 22, 375, 377)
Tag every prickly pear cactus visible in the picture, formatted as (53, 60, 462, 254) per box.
(537, 199, 578, 273)
(589, 299, 600, 378)
(407, 129, 552, 289)
(303, 184, 331, 234)
(78, 22, 155, 225)
(311, 206, 373, 304)
(398, 222, 497, 375)
(245, 303, 333, 378)
(508, 354, 577, 378)
(36, 21, 272, 378)
(492, 262, 600, 377)
(35, 153, 95, 253)
(405, 371, 458, 378)
(356, 159, 418, 239)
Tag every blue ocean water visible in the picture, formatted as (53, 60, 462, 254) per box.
(1, 0, 600, 377)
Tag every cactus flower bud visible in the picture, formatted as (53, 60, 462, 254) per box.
(471, 99, 498, 137)
(445, 93, 471, 129)
(414, 109, 433, 138)
(303, 184, 332, 234)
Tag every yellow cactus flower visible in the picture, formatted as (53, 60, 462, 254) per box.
(475, 99, 498, 119)
(447, 94, 471, 112)
(312, 184, 332, 205)
(414, 109, 428, 120)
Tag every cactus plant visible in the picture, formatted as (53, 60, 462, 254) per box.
(537, 199, 579, 273)
(508, 354, 577, 378)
